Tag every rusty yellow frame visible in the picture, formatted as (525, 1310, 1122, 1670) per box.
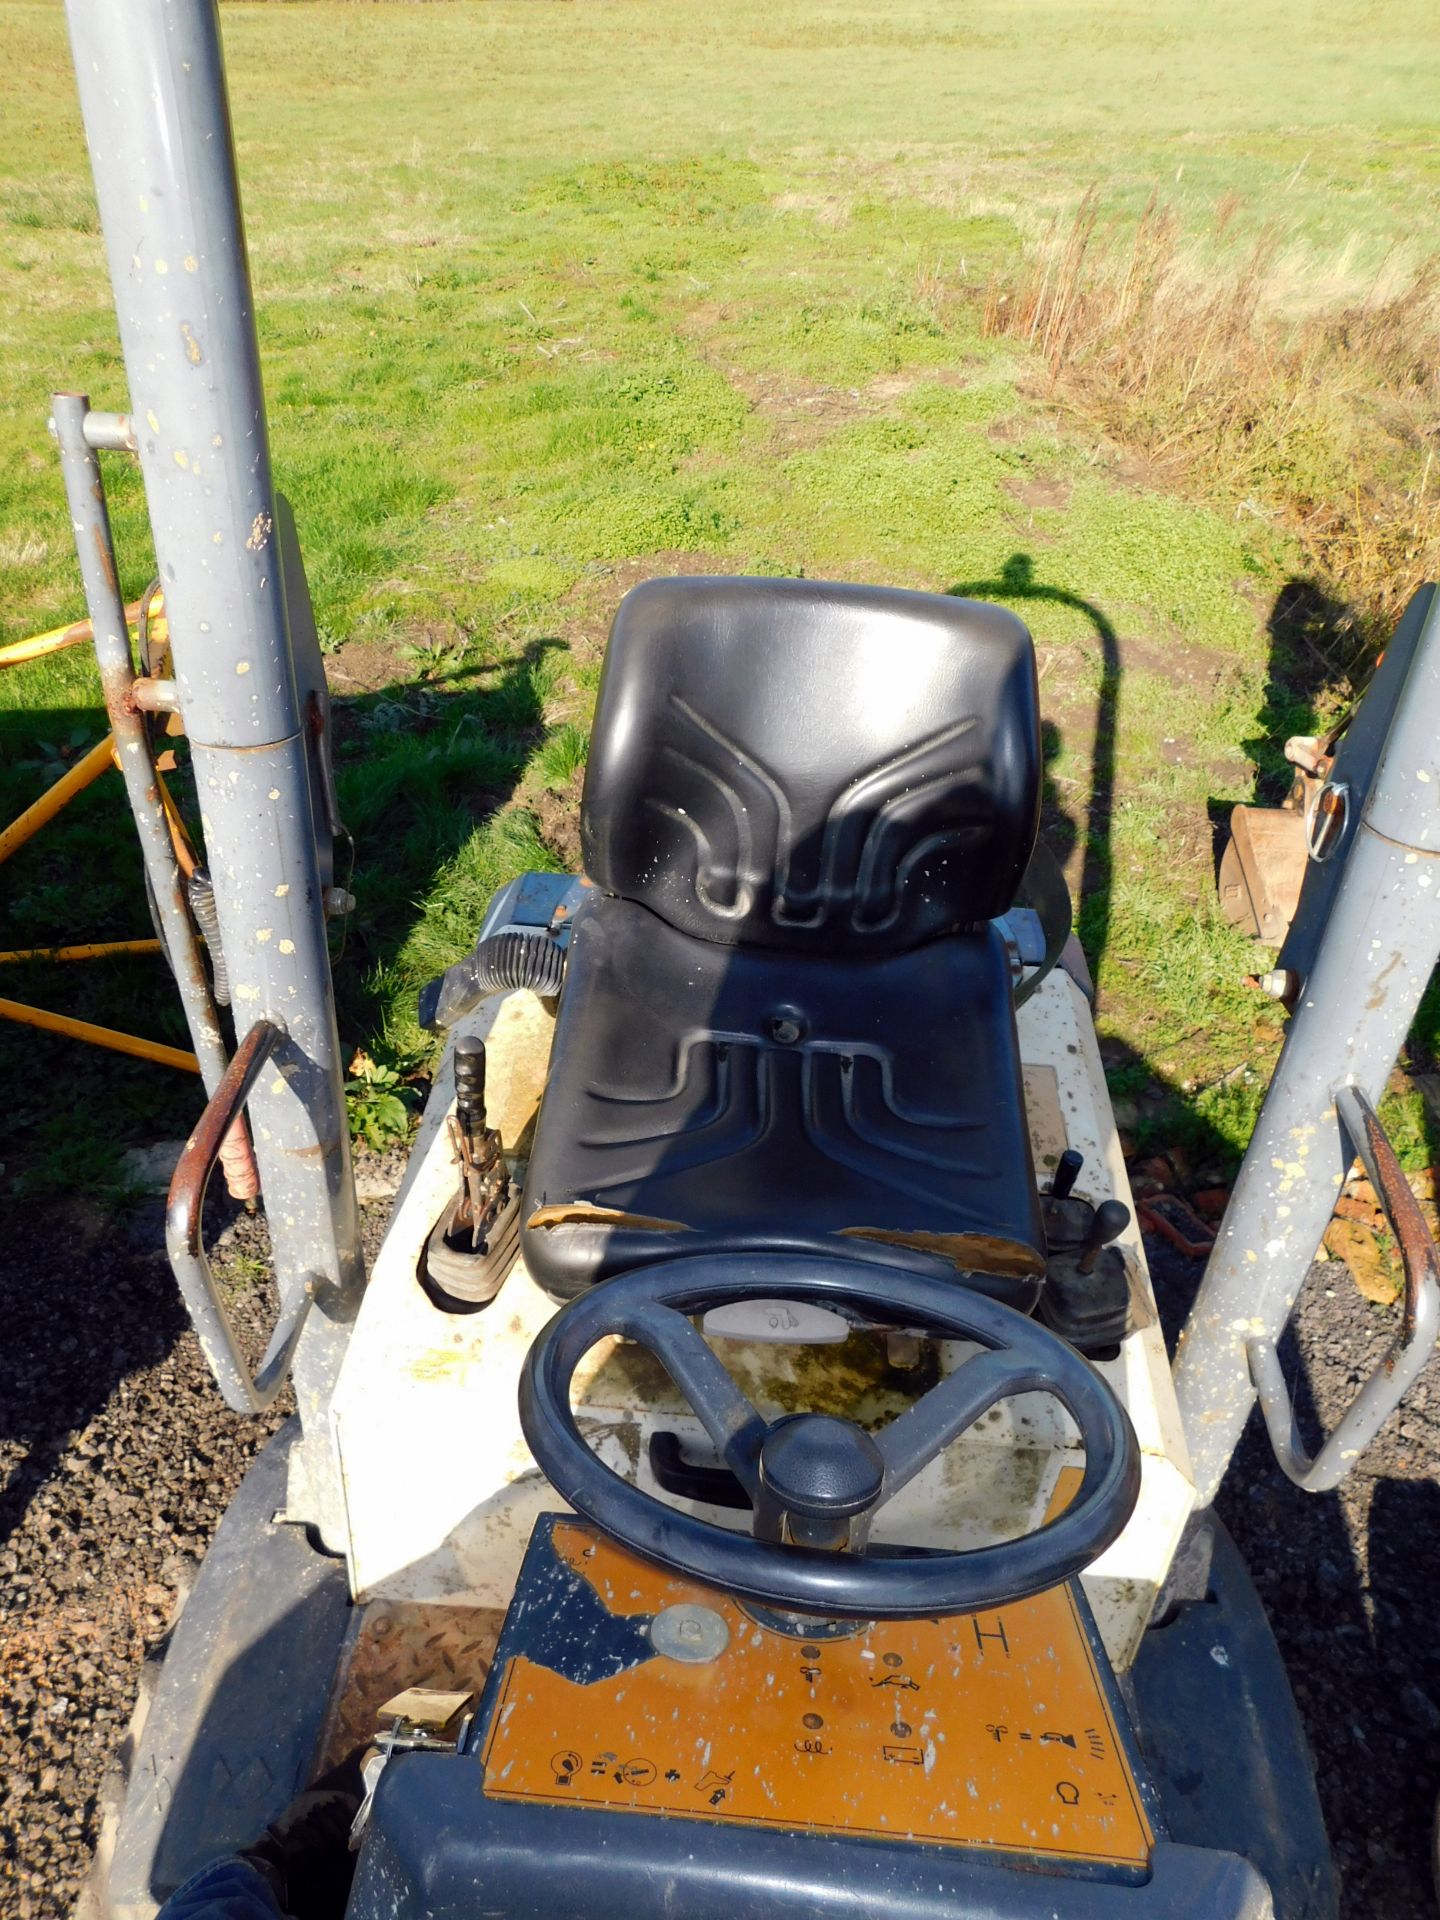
(0, 595, 199, 1070)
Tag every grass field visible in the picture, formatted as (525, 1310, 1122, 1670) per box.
(2, 0, 1439, 1192)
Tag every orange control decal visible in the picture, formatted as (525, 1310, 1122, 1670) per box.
(481, 1522, 1152, 1870)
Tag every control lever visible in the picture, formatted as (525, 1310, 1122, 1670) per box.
(1041, 1148, 1092, 1250)
(451, 1036, 507, 1250)
(1050, 1148, 1084, 1200)
(1079, 1200, 1131, 1274)
(649, 1432, 752, 1511)
(1038, 1192, 1133, 1360)
(421, 1034, 521, 1312)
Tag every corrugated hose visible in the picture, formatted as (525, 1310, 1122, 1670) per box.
(418, 929, 567, 1032)
(187, 867, 229, 1006)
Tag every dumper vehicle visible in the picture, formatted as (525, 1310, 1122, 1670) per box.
(41, 4, 1440, 1917)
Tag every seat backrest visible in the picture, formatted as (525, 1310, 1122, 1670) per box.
(580, 577, 1041, 953)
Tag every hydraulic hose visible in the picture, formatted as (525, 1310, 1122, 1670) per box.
(187, 867, 230, 1006)
(419, 929, 567, 1032)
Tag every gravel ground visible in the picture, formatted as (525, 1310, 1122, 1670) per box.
(0, 1155, 404, 1920)
(2, 1174, 1438, 1918)
(1150, 1243, 1440, 1918)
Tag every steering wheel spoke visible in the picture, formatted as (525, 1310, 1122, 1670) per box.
(631, 1303, 767, 1494)
(877, 1347, 1037, 1499)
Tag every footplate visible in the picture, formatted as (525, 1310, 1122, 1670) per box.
(475, 1517, 1155, 1877)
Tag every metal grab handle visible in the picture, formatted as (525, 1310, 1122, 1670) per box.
(1247, 1084, 1440, 1491)
(166, 1018, 314, 1413)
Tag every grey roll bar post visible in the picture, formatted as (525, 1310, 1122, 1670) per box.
(61, 0, 362, 1540)
(1175, 585, 1440, 1507)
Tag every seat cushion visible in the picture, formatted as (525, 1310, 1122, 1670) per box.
(521, 894, 1045, 1305)
(580, 577, 1041, 954)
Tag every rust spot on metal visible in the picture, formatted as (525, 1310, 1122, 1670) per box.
(1218, 803, 1309, 946)
(1364, 951, 1402, 1012)
(217, 1113, 261, 1203)
(283, 1139, 339, 1163)
(1136, 1193, 1216, 1259)
(528, 1201, 690, 1234)
(168, 1020, 282, 1259)
(91, 523, 118, 596)
(310, 1600, 504, 1779)
(1350, 1093, 1440, 1344)
(131, 676, 178, 714)
(837, 1226, 1044, 1279)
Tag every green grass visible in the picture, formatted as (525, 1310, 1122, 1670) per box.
(1, 0, 1438, 1189)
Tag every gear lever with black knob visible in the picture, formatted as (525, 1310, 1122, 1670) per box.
(1038, 1180, 1134, 1359)
(1079, 1199, 1131, 1274)
(1041, 1148, 1095, 1250)
(1050, 1148, 1084, 1200)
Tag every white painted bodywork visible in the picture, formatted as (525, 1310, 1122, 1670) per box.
(331, 968, 1194, 1672)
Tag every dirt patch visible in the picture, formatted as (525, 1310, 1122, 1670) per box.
(726, 366, 873, 453)
(867, 372, 920, 402)
(558, 551, 730, 661)
(1100, 442, 1176, 499)
(530, 764, 585, 870)
(1119, 627, 1243, 697)
(1005, 472, 1073, 514)
(719, 366, 970, 455)
(324, 636, 418, 696)
(1158, 735, 1252, 783)
(0, 1154, 410, 1920)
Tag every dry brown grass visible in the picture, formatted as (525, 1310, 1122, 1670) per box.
(982, 192, 1440, 668)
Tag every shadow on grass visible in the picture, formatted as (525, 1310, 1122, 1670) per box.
(1203, 575, 1351, 886)
(0, 632, 567, 1194)
(327, 634, 566, 1048)
(0, 627, 564, 1534)
(949, 551, 1120, 976)
(949, 550, 1234, 1183)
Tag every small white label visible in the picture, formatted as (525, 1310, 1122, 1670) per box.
(702, 1300, 851, 1345)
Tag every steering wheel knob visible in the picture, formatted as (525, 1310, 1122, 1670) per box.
(758, 1414, 886, 1548)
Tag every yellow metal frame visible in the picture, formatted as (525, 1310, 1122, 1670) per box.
(0, 595, 198, 1071)
(0, 995, 198, 1072)
(0, 939, 164, 964)
(0, 614, 96, 669)
(0, 731, 118, 865)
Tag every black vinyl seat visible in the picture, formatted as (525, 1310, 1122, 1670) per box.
(521, 576, 1048, 1307)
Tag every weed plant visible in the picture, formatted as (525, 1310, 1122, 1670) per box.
(983, 193, 1440, 669)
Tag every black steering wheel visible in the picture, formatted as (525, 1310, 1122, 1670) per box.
(519, 1252, 1140, 1620)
